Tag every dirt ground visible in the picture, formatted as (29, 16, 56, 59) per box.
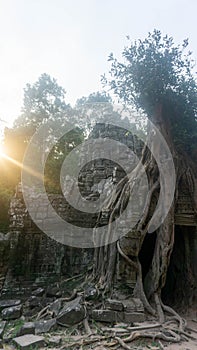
(160, 308, 197, 350)
(91, 307, 197, 350)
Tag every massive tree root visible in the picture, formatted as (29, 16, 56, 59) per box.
(92, 115, 197, 343)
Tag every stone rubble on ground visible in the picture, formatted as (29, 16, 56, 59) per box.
(91, 297, 145, 323)
(0, 286, 147, 349)
(56, 296, 86, 326)
(13, 334, 45, 350)
(27, 296, 41, 309)
(105, 299, 123, 311)
(32, 288, 45, 297)
(35, 319, 57, 334)
(1, 304, 22, 320)
(48, 299, 62, 316)
(16, 322, 35, 337)
(0, 300, 21, 312)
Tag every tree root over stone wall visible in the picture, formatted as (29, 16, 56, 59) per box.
(92, 119, 197, 346)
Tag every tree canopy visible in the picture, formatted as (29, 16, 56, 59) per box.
(103, 29, 197, 152)
(76, 91, 112, 106)
(14, 73, 70, 130)
(3, 74, 83, 193)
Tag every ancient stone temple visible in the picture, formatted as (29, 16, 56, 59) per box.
(1, 123, 197, 298)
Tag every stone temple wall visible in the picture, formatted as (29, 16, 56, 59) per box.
(7, 189, 93, 286)
(4, 123, 142, 288)
(2, 123, 197, 292)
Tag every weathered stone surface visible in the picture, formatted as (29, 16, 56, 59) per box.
(1, 304, 22, 320)
(105, 299, 123, 311)
(35, 319, 57, 334)
(48, 299, 62, 316)
(0, 321, 6, 338)
(48, 336, 62, 346)
(27, 296, 41, 308)
(0, 233, 10, 277)
(5, 125, 141, 286)
(32, 288, 45, 297)
(13, 334, 45, 350)
(91, 310, 116, 323)
(56, 296, 85, 326)
(117, 311, 145, 323)
(122, 298, 144, 312)
(16, 322, 35, 337)
(0, 299, 21, 311)
(92, 309, 145, 324)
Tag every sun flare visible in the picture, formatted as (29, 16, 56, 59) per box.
(0, 143, 5, 157)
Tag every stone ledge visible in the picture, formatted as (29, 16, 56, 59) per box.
(92, 309, 145, 324)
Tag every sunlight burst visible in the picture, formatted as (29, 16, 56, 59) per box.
(0, 143, 5, 157)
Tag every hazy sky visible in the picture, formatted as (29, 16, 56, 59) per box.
(0, 0, 196, 126)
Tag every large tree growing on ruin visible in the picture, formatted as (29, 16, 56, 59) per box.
(93, 30, 197, 321)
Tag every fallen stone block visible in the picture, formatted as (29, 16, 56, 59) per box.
(92, 308, 145, 324)
(105, 299, 123, 311)
(48, 299, 62, 316)
(57, 296, 85, 326)
(32, 288, 45, 297)
(117, 311, 145, 323)
(35, 319, 57, 334)
(27, 296, 41, 309)
(1, 304, 22, 320)
(16, 322, 35, 337)
(122, 298, 144, 313)
(13, 334, 45, 350)
(0, 300, 21, 311)
(91, 309, 116, 323)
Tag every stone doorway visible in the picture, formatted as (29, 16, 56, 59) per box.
(162, 225, 197, 307)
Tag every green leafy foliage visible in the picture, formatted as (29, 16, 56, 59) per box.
(103, 29, 197, 152)
(3, 74, 83, 193)
(15, 73, 70, 129)
(76, 91, 112, 106)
